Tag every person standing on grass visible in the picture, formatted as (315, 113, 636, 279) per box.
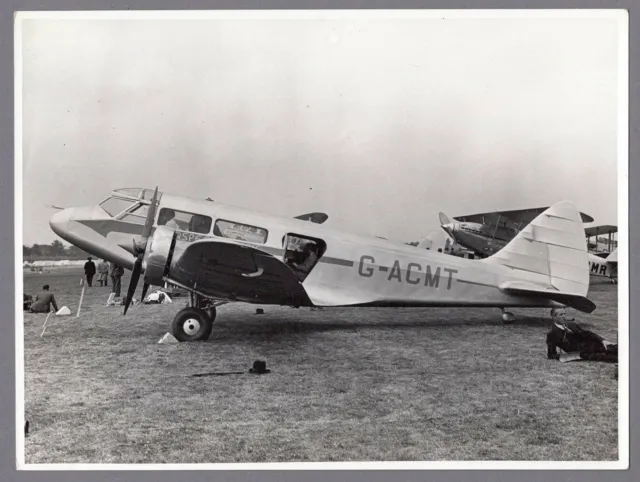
(110, 262, 124, 298)
(98, 259, 109, 287)
(84, 256, 96, 287)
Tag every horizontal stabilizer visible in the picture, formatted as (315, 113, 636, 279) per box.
(499, 281, 596, 313)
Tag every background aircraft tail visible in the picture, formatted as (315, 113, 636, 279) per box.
(417, 230, 447, 250)
(482, 201, 594, 312)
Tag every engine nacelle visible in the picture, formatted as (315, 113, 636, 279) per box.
(143, 226, 177, 287)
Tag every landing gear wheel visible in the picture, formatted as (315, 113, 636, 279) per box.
(171, 307, 213, 342)
(501, 309, 515, 324)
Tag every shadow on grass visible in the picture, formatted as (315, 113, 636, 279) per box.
(212, 312, 557, 343)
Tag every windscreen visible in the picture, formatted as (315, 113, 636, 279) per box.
(99, 197, 138, 217)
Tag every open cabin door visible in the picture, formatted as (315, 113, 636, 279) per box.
(282, 233, 326, 282)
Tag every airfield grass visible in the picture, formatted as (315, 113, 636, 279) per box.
(22, 269, 618, 463)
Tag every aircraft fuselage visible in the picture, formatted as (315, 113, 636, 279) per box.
(50, 189, 570, 309)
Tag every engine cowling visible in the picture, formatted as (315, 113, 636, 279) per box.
(143, 226, 177, 287)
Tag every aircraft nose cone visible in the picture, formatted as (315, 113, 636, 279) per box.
(49, 208, 73, 238)
(441, 223, 456, 236)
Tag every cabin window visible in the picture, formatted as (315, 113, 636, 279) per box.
(283, 234, 326, 282)
(213, 219, 268, 244)
(158, 208, 212, 234)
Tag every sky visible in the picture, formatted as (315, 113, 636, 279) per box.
(20, 12, 623, 246)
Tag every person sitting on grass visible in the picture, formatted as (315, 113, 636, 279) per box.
(29, 285, 59, 313)
(546, 320, 617, 363)
(23, 293, 33, 311)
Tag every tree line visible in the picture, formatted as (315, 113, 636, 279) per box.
(23, 240, 89, 260)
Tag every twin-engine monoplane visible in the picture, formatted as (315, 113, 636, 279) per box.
(50, 188, 597, 341)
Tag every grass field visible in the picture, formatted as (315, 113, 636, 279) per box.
(21, 268, 618, 463)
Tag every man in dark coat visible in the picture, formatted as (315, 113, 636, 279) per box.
(84, 257, 96, 287)
(110, 262, 124, 298)
(29, 285, 59, 313)
(546, 321, 617, 363)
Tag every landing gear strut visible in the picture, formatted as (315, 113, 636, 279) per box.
(500, 308, 515, 324)
(171, 293, 218, 342)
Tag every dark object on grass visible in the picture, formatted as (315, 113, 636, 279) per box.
(25, 421, 29, 437)
(546, 322, 617, 363)
(191, 360, 271, 377)
(192, 371, 244, 377)
(249, 360, 270, 374)
(256, 308, 264, 315)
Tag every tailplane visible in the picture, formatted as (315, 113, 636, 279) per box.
(483, 201, 595, 313)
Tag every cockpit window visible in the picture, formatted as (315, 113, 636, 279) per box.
(141, 189, 158, 200)
(112, 188, 163, 201)
(120, 204, 149, 225)
(158, 208, 212, 234)
(113, 188, 143, 199)
(99, 197, 137, 217)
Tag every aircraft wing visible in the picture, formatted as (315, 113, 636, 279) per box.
(294, 212, 329, 224)
(453, 207, 594, 226)
(167, 240, 311, 306)
(584, 225, 618, 237)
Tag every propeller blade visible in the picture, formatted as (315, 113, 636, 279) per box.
(123, 256, 142, 315)
(124, 186, 159, 315)
(142, 187, 159, 241)
(140, 283, 150, 305)
(439, 212, 451, 226)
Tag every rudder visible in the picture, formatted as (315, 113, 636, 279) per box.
(483, 201, 590, 297)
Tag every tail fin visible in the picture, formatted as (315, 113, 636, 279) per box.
(483, 201, 595, 312)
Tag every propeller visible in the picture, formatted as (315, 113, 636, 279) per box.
(123, 187, 159, 315)
(438, 212, 457, 239)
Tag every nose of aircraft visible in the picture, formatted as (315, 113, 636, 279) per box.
(49, 205, 109, 240)
(441, 223, 456, 237)
(49, 208, 74, 239)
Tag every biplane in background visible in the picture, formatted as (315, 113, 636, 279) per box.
(438, 208, 618, 283)
(50, 188, 596, 342)
(585, 224, 618, 253)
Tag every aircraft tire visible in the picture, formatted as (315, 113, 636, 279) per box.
(171, 307, 213, 342)
(501, 310, 516, 324)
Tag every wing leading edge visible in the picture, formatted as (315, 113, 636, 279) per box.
(454, 207, 594, 226)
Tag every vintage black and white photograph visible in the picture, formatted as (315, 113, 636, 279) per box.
(16, 10, 627, 468)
